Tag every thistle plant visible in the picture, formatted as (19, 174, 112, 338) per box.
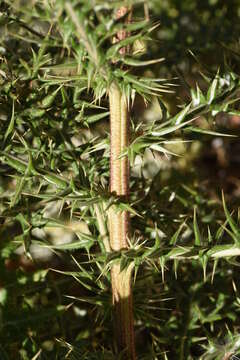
(1, 1, 240, 359)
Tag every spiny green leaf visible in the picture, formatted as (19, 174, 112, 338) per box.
(171, 103, 191, 125)
(151, 118, 194, 137)
(170, 222, 185, 245)
(85, 111, 109, 124)
(207, 72, 219, 104)
(4, 101, 15, 142)
(35, 235, 95, 251)
(185, 126, 236, 137)
(121, 57, 165, 67)
(222, 191, 240, 239)
(193, 207, 202, 246)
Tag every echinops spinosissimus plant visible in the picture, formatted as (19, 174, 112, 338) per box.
(1, 1, 240, 359)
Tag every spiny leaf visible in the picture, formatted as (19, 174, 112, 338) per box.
(121, 57, 165, 67)
(151, 118, 194, 137)
(193, 207, 202, 246)
(36, 237, 95, 251)
(171, 103, 191, 125)
(150, 143, 180, 157)
(199, 252, 208, 282)
(85, 111, 109, 124)
(222, 191, 240, 239)
(207, 72, 219, 104)
(4, 100, 15, 142)
(106, 33, 143, 59)
(170, 222, 185, 245)
(185, 126, 236, 137)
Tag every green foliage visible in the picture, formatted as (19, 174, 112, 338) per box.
(0, 0, 240, 359)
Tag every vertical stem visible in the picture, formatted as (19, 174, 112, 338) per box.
(108, 81, 136, 359)
(66, 1, 135, 357)
(109, 82, 129, 250)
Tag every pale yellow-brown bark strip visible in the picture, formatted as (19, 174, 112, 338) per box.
(108, 81, 136, 359)
(108, 5, 136, 359)
(109, 82, 129, 250)
(66, 1, 135, 357)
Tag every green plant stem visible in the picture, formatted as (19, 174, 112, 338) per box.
(109, 82, 136, 359)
